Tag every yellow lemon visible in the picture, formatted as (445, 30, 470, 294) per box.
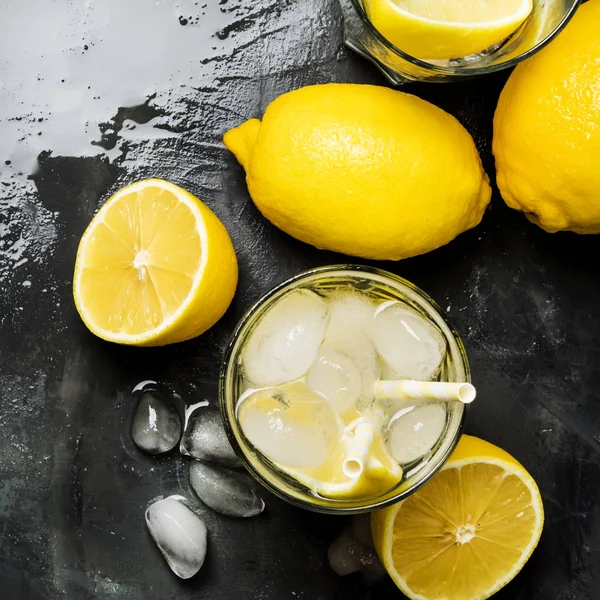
(224, 83, 491, 261)
(365, 0, 532, 61)
(73, 178, 238, 346)
(371, 435, 544, 600)
(493, 0, 600, 233)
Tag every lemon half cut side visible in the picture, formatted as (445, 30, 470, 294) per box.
(371, 435, 544, 600)
(73, 178, 238, 346)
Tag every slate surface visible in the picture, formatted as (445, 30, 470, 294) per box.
(1, 1, 599, 599)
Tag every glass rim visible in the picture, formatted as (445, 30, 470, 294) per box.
(347, 0, 581, 76)
(219, 264, 470, 514)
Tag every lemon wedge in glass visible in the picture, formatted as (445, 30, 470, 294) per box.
(365, 0, 534, 60)
(238, 384, 403, 500)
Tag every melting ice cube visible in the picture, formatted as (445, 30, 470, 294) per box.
(189, 462, 265, 518)
(306, 346, 362, 413)
(328, 523, 386, 584)
(145, 495, 207, 579)
(385, 403, 446, 465)
(237, 382, 341, 470)
(180, 405, 241, 467)
(132, 390, 182, 455)
(242, 289, 328, 387)
(372, 301, 446, 381)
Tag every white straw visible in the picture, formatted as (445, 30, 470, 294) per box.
(342, 402, 386, 478)
(374, 380, 476, 404)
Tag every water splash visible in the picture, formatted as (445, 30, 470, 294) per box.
(0, 0, 341, 285)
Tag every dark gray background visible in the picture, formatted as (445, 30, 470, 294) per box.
(1, 1, 599, 598)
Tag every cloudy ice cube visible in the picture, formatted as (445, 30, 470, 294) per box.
(372, 301, 446, 381)
(323, 292, 380, 400)
(324, 291, 376, 360)
(328, 527, 363, 576)
(325, 291, 376, 345)
(145, 495, 207, 579)
(238, 383, 341, 470)
(306, 346, 362, 413)
(132, 390, 182, 454)
(328, 524, 386, 585)
(180, 405, 241, 467)
(242, 289, 328, 387)
(385, 403, 447, 465)
(189, 462, 265, 518)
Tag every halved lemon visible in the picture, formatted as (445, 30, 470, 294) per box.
(73, 178, 238, 346)
(371, 435, 544, 599)
(365, 0, 534, 60)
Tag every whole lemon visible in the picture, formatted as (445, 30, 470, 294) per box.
(493, 0, 600, 233)
(224, 84, 491, 260)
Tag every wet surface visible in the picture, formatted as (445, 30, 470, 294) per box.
(0, 0, 599, 599)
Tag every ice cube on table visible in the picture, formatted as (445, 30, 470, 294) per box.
(238, 382, 341, 470)
(132, 390, 182, 455)
(328, 524, 386, 584)
(145, 495, 207, 579)
(180, 405, 241, 467)
(189, 462, 265, 518)
(242, 289, 328, 387)
(385, 403, 447, 465)
(306, 346, 362, 413)
(372, 301, 446, 381)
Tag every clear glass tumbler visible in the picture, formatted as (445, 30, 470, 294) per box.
(220, 265, 471, 514)
(339, 0, 580, 83)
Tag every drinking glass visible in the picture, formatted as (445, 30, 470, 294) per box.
(220, 265, 470, 514)
(338, 0, 580, 83)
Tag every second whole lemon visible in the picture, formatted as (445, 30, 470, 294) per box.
(224, 84, 491, 261)
(493, 0, 600, 233)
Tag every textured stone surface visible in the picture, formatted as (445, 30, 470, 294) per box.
(1, 1, 599, 599)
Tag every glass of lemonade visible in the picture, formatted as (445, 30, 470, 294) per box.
(220, 265, 470, 513)
(338, 0, 580, 84)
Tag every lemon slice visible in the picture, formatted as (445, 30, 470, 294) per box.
(365, 0, 534, 60)
(286, 434, 403, 500)
(73, 178, 238, 346)
(371, 435, 544, 600)
(238, 384, 403, 501)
